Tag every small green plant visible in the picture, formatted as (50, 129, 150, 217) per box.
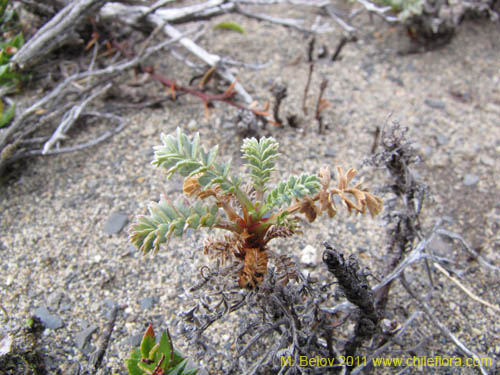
(0, 0, 24, 90)
(129, 128, 382, 288)
(126, 324, 197, 375)
(376, 0, 424, 21)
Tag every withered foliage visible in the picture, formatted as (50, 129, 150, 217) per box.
(189, 165, 382, 290)
(369, 122, 428, 312)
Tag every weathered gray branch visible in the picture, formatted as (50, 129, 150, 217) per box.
(10, 0, 107, 71)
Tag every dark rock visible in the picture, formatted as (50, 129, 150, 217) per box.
(139, 297, 155, 310)
(75, 324, 98, 351)
(103, 212, 128, 234)
(463, 174, 479, 186)
(424, 99, 445, 109)
(34, 306, 63, 329)
(324, 149, 335, 158)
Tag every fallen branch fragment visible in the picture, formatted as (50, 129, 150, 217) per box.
(302, 63, 314, 115)
(10, 0, 107, 70)
(354, 0, 398, 22)
(433, 262, 500, 315)
(88, 303, 125, 373)
(235, 5, 333, 33)
(100, 2, 253, 103)
(0, 33, 190, 173)
(142, 67, 270, 119)
(315, 78, 328, 133)
(436, 229, 500, 272)
(42, 83, 112, 154)
(401, 275, 493, 375)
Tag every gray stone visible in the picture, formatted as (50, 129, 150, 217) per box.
(128, 333, 143, 347)
(87, 180, 99, 190)
(47, 290, 64, 310)
(424, 99, 445, 109)
(139, 297, 155, 310)
(142, 148, 154, 157)
(463, 174, 479, 186)
(75, 324, 98, 350)
(34, 306, 63, 329)
(324, 149, 335, 158)
(428, 236, 453, 255)
(103, 212, 128, 234)
(436, 135, 447, 146)
(103, 300, 117, 310)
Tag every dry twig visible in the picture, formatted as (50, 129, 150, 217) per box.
(10, 0, 107, 70)
(433, 262, 500, 315)
(400, 275, 493, 375)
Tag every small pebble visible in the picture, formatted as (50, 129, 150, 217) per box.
(47, 290, 64, 311)
(34, 306, 63, 330)
(87, 180, 99, 190)
(300, 245, 318, 265)
(128, 333, 143, 347)
(463, 174, 479, 186)
(139, 297, 155, 310)
(436, 135, 447, 146)
(75, 324, 98, 351)
(428, 236, 452, 255)
(324, 149, 335, 158)
(103, 212, 128, 234)
(424, 99, 445, 109)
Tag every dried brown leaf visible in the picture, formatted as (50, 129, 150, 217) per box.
(239, 248, 268, 289)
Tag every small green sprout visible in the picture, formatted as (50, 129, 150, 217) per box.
(129, 128, 382, 288)
(126, 324, 197, 375)
(213, 21, 247, 34)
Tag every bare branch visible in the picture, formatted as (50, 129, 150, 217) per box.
(42, 83, 112, 154)
(101, 2, 253, 103)
(401, 275, 493, 375)
(235, 6, 334, 33)
(10, 0, 107, 71)
(10, 112, 125, 160)
(433, 262, 500, 315)
(354, 0, 398, 22)
(436, 229, 500, 272)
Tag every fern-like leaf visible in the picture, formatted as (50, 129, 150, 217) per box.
(152, 127, 209, 177)
(152, 128, 241, 194)
(129, 195, 219, 254)
(266, 173, 321, 208)
(241, 137, 279, 195)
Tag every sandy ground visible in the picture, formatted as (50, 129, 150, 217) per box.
(1, 2, 499, 374)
